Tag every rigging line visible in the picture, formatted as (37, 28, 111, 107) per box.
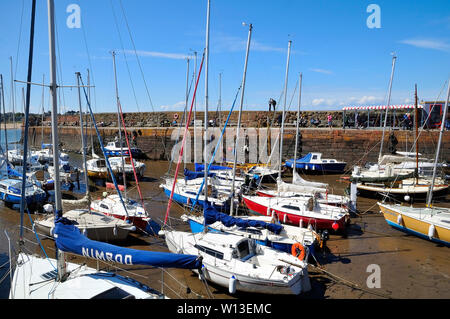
(26, 209, 56, 271)
(190, 84, 242, 210)
(118, 0, 155, 112)
(117, 99, 148, 218)
(163, 51, 205, 227)
(54, 17, 67, 115)
(110, 0, 141, 113)
(79, 75, 130, 219)
(76, 0, 98, 112)
(14, 0, 25, 80)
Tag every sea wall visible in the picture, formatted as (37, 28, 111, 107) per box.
(25, 123, 450, 168)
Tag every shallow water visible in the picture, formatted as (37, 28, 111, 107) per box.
(0, 154, 449, 299)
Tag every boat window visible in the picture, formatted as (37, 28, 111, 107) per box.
(194, 244, 224, 259)
(312, 155, 318, 160)
(238, 228, 262, 235)
(323, 160, 328, 163)
(92, 287, 136, 299)
(100, 204, 109, 210)
(0, 184, 7, 190)
(282, 205, 300, 211)
(236, 240, 250, 259)
(186, 191, 197, 196)
(330, 160, 335, 163)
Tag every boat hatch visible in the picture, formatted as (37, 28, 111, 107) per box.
(237, 240, 251, 260)
(92, 287, 136, 299)
(194, 244, 224, 259)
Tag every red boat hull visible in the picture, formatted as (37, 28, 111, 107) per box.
(243, 196, 346, 231)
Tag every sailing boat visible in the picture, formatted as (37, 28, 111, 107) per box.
(351, 57, 448, 200)
(378, 79, 450, 246)
(255, 73, 349, 207)
(10, 0, 202, 299)
(34, 71, 135, 243)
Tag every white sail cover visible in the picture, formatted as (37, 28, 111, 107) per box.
(277, 178, 327, 194)
(292, 171, 328, 188)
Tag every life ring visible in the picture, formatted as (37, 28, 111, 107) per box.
(291, 242, 305, 261)
(173, 113, 179, 120)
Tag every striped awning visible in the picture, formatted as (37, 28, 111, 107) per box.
(342, 104, 423, 111)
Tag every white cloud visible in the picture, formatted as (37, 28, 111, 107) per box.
(309, 68, 333, 75)
(160, 101, 186, 110)
(213, 34, 285, 53)
(123, 49, 189, 60)
(399, 38, 450, 52)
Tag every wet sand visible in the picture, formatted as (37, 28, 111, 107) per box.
(0, 157, 449, 300)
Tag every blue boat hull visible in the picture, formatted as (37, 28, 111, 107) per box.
(0, 191, 47, 207)
(104, 148, 144, 158)
(284, 160, 346, 174)
(163, 188, 229, 212)
(386, 220, 450, 247)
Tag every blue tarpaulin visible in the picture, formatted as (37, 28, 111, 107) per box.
(194, 163, 231, 172)
(203, 204, 283, 234)
(54, 216, 202, 269)
(184, 169, 216, 181)
(7, 164, 22, 178)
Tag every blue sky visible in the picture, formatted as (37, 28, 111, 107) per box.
(0, 0, 449, 114)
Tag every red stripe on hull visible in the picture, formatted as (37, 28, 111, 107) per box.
(243, 197, 346, 230)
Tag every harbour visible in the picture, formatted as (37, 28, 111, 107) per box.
(0, 0, 449, 305)
(0, 152, 449, 299)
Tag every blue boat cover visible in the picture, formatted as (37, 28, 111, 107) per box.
(41, 143, 52, 149)
(203, 204, 283, 234)
(7, 164, 22, 178)
(184, 169, 216, 181)
(194, 163, 231, 172)
(291, 153, 312, 163)
(54, 216, 202, 269)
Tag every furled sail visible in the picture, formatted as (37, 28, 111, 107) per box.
(54, 216, 202, 269)
(203, 204, 283, 234)
(184, 169, 215, 181)
(194, 163, 231, 172)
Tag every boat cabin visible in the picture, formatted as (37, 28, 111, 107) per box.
(195, 233, 256, 262)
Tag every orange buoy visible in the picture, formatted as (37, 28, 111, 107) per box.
(291, 242, 305, 261)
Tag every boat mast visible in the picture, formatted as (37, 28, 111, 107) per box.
(378, 54, 397, 162)
(9, 57, 17, 151)
(0, 75, 8, 164)
(292, 72, 302, 180)
(278, 40, 292, 182)
(184, 57, 190, 169)
(18, 0, 36, 242)
(414, 84, 419, 184)
(47, 0, 66, 280)
(76, 72, 90, 206)
(426, 78, 450, 207)
(112, 51, 127, 199)
(230, 23, 252, 217)
(203, 0, 210, 202)
(193, 51, 198, 164)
